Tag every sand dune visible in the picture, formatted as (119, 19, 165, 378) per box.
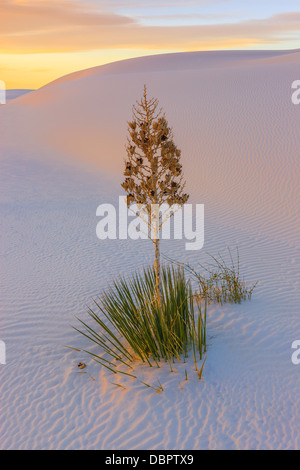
(0, 50, 299, 449)
(42, 49, 300, 86)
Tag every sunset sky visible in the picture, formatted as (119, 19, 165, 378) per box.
(1, 0, 299, 89)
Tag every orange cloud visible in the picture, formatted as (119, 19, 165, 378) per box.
(0, 0, 133, 34)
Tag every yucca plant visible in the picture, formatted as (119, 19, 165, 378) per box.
(75, 265, 206, 376)
(121, 86, 189, 305)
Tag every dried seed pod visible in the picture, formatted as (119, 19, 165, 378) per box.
(129, 121, 137, 130)
(77, 362, 87, 370)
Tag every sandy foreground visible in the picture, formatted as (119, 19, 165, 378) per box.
(0, 50, 299, 450)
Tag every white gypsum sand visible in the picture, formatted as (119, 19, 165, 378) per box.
(0, 49, 299, 449)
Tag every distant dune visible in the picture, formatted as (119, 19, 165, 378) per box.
(43, 49, 300, 87)
(5, 89, 35, 102)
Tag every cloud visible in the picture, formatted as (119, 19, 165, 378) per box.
(0, 0, 299, 53)
(0, 0, 134, 35)
(90, 0, 224, 8)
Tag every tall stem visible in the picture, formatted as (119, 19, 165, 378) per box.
(154, 237, 162, 305)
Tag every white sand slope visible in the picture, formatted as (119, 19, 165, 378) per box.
(0, 50, 299, 449)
